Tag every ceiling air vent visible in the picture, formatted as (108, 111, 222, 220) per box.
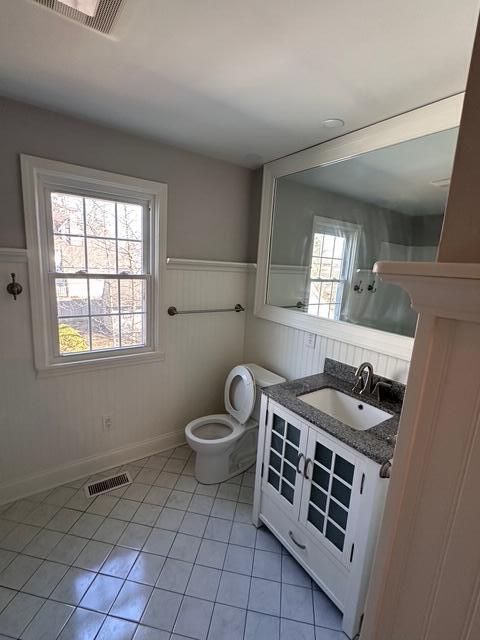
(34, 0, 124, 35)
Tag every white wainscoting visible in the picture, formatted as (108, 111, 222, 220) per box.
(244, 273, 410, 384)
(0, 255, 250, 503)
(0, 258, 409, 504)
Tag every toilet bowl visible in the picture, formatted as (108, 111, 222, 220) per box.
(185, 363, 285, 484)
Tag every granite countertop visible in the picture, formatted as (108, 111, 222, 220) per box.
(263, 358, 405, 465)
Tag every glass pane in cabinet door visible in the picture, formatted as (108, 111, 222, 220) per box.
(266, 413, 302, 507)
(306, 442, 356, 556)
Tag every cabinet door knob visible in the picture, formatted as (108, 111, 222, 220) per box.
(296, 453, 305, 474)
(304, 458, 313, 480)
(289, 530, 306, 549)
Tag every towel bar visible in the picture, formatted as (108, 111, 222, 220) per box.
(168, 303, 245, 316)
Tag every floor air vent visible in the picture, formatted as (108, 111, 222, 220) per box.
(84, 471, 131, 498)
(34, 0, 125, 35)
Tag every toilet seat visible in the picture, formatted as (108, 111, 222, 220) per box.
(224, 365, 256, 424)
(186, 414, 244, 448)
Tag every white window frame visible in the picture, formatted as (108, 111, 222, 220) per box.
(21, 155, 167, 376)
(307, 216, 360, 320)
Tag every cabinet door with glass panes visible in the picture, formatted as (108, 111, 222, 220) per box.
(261, 406, 309, 519)
(299, 427, 364, 567)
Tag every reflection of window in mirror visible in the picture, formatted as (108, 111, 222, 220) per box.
(307, 217, 360, 320)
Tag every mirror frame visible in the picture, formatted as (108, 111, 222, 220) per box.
(254, 94, 464, 360)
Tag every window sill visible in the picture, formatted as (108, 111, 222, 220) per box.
(36, 350, 166, 378)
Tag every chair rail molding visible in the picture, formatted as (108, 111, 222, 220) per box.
(361, 261, 480, 640)
(0, 248, 28, 262)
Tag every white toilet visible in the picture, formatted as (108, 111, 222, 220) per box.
(185, 363, 286, 484)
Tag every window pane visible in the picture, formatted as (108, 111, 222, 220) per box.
(54, 235, 86, 273)
(49, 188, 149, 358)
(120, 279, 145, 313)
(51, 193, 84, 235)
(85, 198, 116, 238)
(311, 259, 321, 279)
(87, 238, 117, 273)
(333, 236, 346, 260)
(331, 260, 342, 280)
(328, 304, 338, 319)
(318, 305, 330, 318)
(120, 314, 145, 347)
(320, 282, 333, 304)
(321, 235, 335, 257)
(89, 279, 119, 315)
(58, 318, 90, 354)
(118, 240, 143, 274)
(91, 315, 120, 351)
(309, 282, 321, 304)
(56, 278, 89, 316)
(117, 203, 143, 240)
(320, 260, 332, 279)
(312, 233, 323, 257)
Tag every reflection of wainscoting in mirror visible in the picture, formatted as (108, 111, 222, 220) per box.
(267, 127, 457, 338)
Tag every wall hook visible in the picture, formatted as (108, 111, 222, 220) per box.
(353, 280, 363, 293)
(6, 273, 23, 300)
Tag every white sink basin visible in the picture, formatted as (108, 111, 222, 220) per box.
(298, 387, 392, 431)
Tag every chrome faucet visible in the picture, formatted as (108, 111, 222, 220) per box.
(353, 362, 374, 395)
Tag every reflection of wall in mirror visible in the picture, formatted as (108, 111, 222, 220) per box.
(268, 179, 443, 333)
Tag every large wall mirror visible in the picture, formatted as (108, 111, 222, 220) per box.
(254, 95, 464, 359)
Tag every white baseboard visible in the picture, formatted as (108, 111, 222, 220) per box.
(0, 430, 186, 505)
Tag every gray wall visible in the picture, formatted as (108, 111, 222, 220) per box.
(0, 97, 256, 262)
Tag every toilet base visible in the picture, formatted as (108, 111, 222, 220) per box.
(192, 424, 259, 484)
(194, 451, 255, 485)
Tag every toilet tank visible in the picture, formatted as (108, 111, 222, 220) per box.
(245, 363, 286, 423)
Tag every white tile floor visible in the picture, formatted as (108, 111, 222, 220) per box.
(0, 446, 347, 640)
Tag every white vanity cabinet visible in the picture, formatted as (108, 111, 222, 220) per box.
(252, 395, 389, 639)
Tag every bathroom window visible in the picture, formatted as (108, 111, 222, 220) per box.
(22, 155, 167, 375)
(307, 217, 359, 320)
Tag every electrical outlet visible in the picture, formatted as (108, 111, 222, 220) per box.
(304, 332, 317, 349)
(102, 415, 113, 432)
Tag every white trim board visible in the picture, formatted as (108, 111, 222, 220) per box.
(0, 248, 28, 263)
(0, 251, 256, 272)
(167, 258, 256, 272)
(0, 429, 186, 505)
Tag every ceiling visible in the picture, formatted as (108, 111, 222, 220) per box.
(286, 127, 459, 216)
(0, 0, 478, 167)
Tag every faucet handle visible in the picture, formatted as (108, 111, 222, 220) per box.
(373, 380, 392, 402)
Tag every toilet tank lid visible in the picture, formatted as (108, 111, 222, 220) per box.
(244, 363, 286, 388)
